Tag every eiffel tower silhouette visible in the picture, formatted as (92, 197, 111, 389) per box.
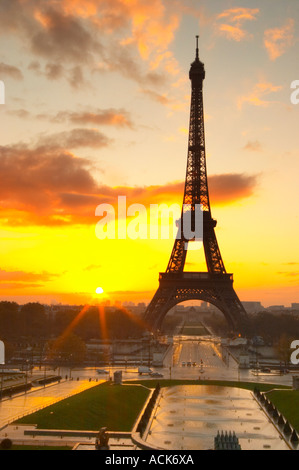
(144, 37, 248, 333)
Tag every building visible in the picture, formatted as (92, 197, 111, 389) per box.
(242, 302, 264, 314)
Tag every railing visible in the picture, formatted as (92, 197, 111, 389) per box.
(0, 381, 98, 431)
(0, 391, 75, 431)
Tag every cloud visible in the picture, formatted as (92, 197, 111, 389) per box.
(0, 144, 98, 221)
(264, 19, 295, 61)
(0, 268, 59, 291)
(0, 1, 101, 62)
(31, 7, 101, 63)
(141, 89, 171, 106)
(17, 106, 134, 129)
(68, 65, 85, 88)
(238, 82, 283, 109)
(116, 0, 180, 61)
(0, 1, 178, 66)
(38, 128, 112, 149)
(217, 8, 259, 22)
(8, 109, 31, 119)
(0, 269, 56, 282)
(0, 62, 23, 80)
(44, 62, 65, 80)
(277, 271, 299, 278)
(95, 43, 167, 88)
(0, 0, 186, 94)
(84, 264, 102, 271)
(243, 140, 263, 152)
(217, 24, 247, 42)
(216, 7, 259, 41)
(0, 139, 258, 227)
(0, 282, 44, 290)
(28, 60, 87, 88)
(208, 173, 258, 204)
(46, 108, 134, 128)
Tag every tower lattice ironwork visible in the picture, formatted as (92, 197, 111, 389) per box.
(143, 37, 248, 333)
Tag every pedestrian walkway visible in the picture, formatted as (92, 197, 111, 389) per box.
(0, 425, 136, 450)
(0, 379, 102, 430)
(145, 385, 290, 450)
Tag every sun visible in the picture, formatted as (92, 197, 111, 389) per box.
(96, 287, 104, 295)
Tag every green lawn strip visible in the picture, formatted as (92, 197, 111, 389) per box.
(14, 383, 150, 432)
(181, 326, 209, 336)
(266, 390, 299, 433)
(124, 379, 291, 392)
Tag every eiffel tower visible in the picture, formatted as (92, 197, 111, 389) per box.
(144, 37, 248, 334)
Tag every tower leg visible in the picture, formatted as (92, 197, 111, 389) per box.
(144, 273, 249, 334)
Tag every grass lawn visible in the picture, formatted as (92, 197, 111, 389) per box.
(15, 383, 150, 432)
(124, 379, 291, 393)
(267, 390, 299, 433)
(181, 326, 209, 336)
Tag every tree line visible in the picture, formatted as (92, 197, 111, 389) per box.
(0, 301, 145, 343)
(205, 310, 299, 345)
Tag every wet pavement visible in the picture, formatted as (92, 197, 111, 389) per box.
(162, 336, 294, 387)
(145, 385, 290, 451)
(0, 332, 295, 451)
(30, 335, 294, 387)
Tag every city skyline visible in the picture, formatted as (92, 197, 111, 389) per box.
(0, 0, 298, 307)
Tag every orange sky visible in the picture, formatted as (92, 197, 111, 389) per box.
(0, 0, 298, 307)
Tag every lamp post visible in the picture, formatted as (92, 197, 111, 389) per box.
(25, 360, 29, 392)
(69, 354, 73, 380)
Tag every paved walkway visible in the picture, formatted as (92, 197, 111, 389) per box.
(0, 424, 135, 450)
(0, 379, 102, 430)
(145, 385, 290, 451)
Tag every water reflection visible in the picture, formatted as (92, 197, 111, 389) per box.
(146, 385, 290, 451)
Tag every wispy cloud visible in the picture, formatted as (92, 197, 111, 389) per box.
(45, 108, 134, 128)
(238, 82, 283, 109)
(243, 140, 263, 152)
(0, 269, 57, 282)
(0, 62, 23, 80)
(264, 19, 295, 61)
(0, 0, 182, 86)
(216, 7, 259, 41)
(0, 269, 60, 290)
(277, 271, 299, 278)
(37, 128, 113, 149)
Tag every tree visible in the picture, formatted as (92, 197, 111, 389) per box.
(0, 302, 19, 339)
(20, 303, 47, 337)
(0, 438, 13, 450)
(275, 334, 293, 366)
(47, 333, 86, 365)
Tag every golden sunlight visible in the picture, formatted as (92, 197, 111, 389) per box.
(96, 287, 104, 295)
